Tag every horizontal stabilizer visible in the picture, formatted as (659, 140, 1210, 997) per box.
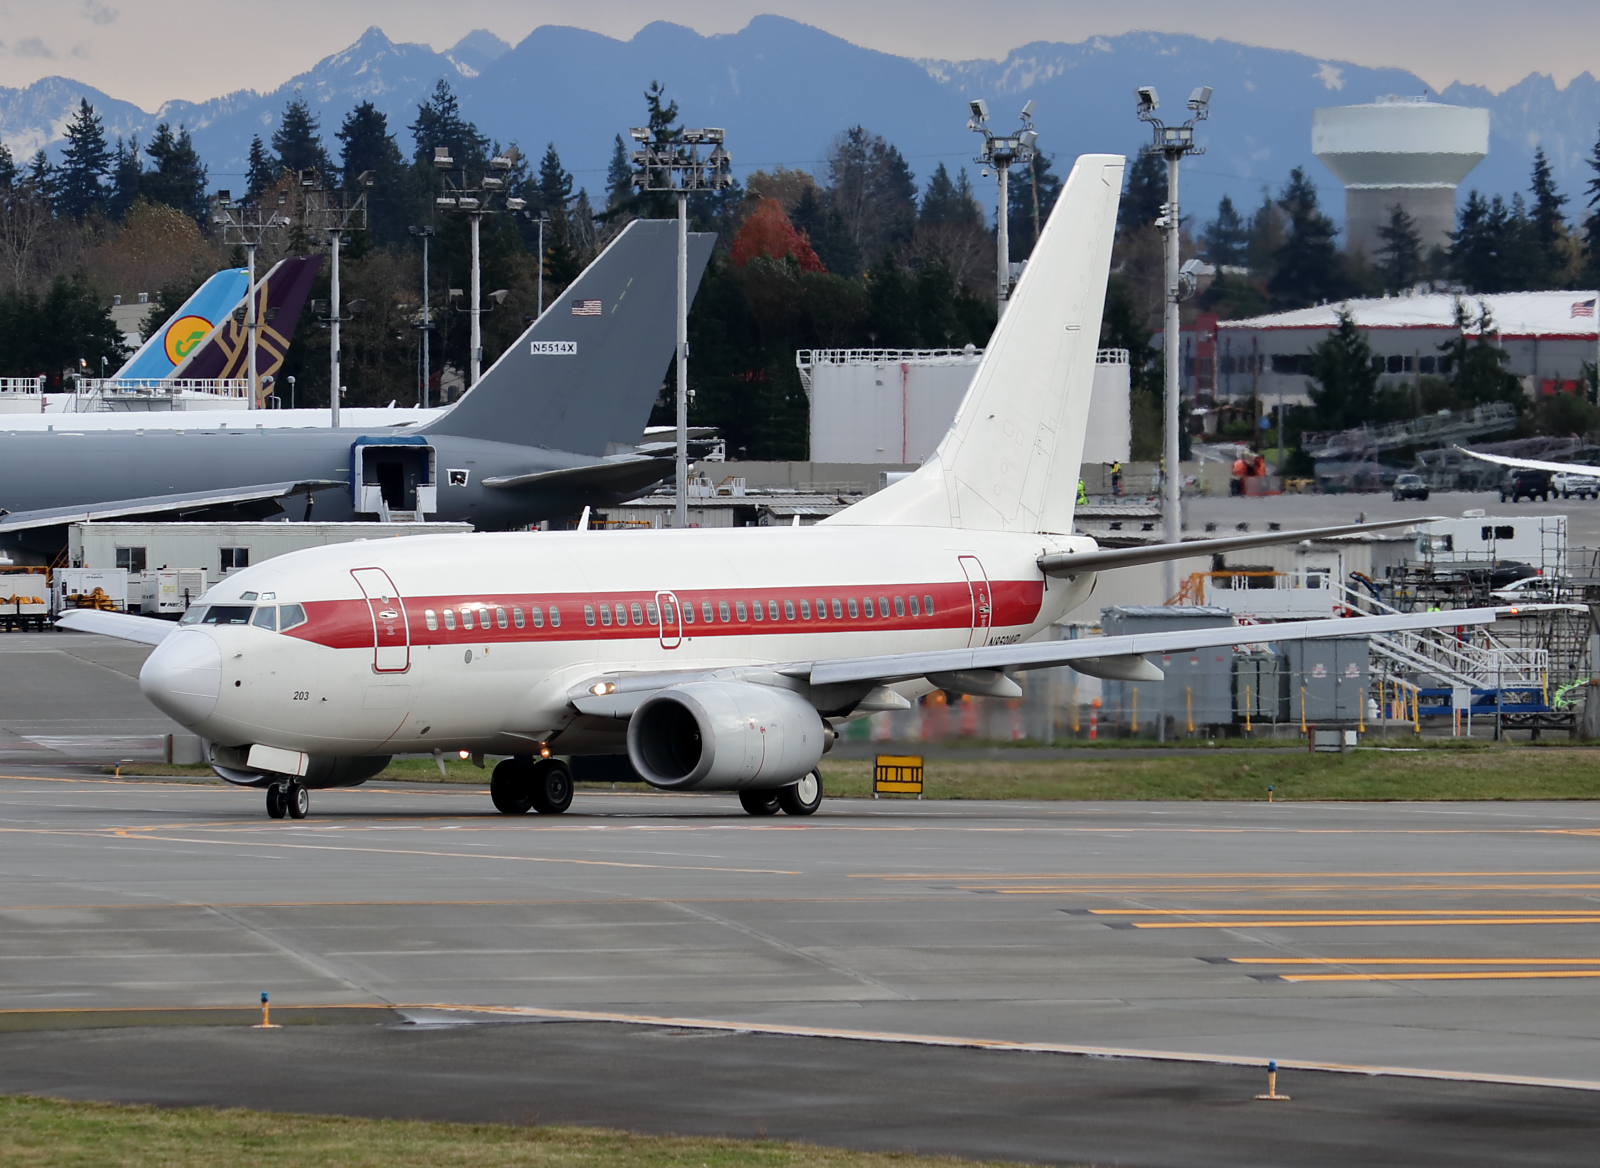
(55, 609, 176, 645)
(0, 480, 345, 534)
(1037, 516, 1439, 577)
(481, 458, 671, 497)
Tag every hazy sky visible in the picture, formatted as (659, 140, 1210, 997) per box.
(0, 1, 1589, 108)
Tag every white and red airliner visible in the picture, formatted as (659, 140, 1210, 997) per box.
(65, 154, 1518, 819)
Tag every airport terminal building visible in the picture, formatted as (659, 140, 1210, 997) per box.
(1207, 291, 1600, 407)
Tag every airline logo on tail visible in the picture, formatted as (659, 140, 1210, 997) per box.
(162, 316, 213, 364)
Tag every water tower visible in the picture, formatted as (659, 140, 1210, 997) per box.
(1312, 97, 1488, 259)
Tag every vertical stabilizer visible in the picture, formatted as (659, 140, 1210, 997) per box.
(114, 268, 250, 379)
(826, 153, 1124, 534)
(170, 255, 323, 386)
(421, 220, 715, 456)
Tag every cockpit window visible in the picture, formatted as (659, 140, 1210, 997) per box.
(251, 606, 277, 631)
(200, 606, 253, 626)
(278, 604, 307, 631)
(179, 606, 207, 625)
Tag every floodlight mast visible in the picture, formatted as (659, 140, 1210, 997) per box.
(209, 192, 286, 410)
(969, 100, 1038, 319)
(631, 120, 734, 530)
(1136, 84, 1210, 600)
(299, 168, 373, 427)
(435, 147, 526, 391)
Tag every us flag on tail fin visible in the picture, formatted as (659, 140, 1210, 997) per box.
(571, 299, 602, 316)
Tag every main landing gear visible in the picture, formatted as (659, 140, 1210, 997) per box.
(490, 756, 573, 815)
(740, 770, 822, 817)
(266, 781, 309, 820)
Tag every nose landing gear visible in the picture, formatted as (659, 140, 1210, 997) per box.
(266, 782, 309, 820)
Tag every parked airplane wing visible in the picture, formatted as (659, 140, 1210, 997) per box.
(55, 609, 176, 645)
(0, 480, 345, 533)
(1455, 446, 1600, 477)
(1037, 516, 1439, 577)
(800, 606, 1533, 688)
(480, 457, 671, 495)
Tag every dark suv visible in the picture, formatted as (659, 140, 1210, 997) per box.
(1501, 469, 1552, 503)
(1391, 473, 1429, 501)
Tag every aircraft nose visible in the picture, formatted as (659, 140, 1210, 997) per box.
(140, 629, 222, 727)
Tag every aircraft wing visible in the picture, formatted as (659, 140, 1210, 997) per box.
(55, 608, 176, 645)
(481, 457, 671, 495)
(1455, 446, 1600, 478)
(0, 480, 346, 534)
(1038, 516, 1438, 577)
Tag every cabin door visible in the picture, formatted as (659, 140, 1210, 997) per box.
(656, 590, 682, 650)
(958, 555, 992, 648)
(350, 567, 411, 673)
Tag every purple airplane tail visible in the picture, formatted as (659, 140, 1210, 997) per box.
(171, 255, 322, 399)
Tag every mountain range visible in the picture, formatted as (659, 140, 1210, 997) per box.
(3, 17, 1598, 235)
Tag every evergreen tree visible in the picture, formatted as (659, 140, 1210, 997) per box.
(1201, 194, 1248, 266)
(0, 143, 14, 188)
(919, 162, 967, 225)
(605, 134, 632, 209)
(26, 151, 56, 203)
(273, 97, 332, 178)
(1306, 310, 1379, 429)
(825, 126, 916, 263)
(535, 142, 573, 214)
(791, 186, 860, 278)
(336, 102, 405, 242)
(408, 79, 488, 171)
(56, 98, 111, 219)
(1375, 204, 1424, 292)
(1583, 124, 1600, 284)
(105, 136, 141, 220)
(1529, 146, 1568, 284)
(1119, 151, 1165, 233)
(245, 135, 279, 197)
(1439, 299, 1520, 404)
(864, 249, 915, 345)
(1268, 167, 1347, 309)
(139, 124, 207, 219)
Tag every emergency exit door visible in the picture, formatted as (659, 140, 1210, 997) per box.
(350, 567, 411, 673)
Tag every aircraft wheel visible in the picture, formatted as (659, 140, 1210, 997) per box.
(739, 789, 782, 816)
(286, 782, 310, 820)
(490, 757, 534, 815)
(778, 770, 823, 817)
(529, 758, 573, 815)
(266, 785, 286, 819)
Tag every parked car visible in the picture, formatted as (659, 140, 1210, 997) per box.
(1553, 471, 1600, 499)
(1491, 574, 1559, 601)
(1500, 469, 1552, 503)
(1391, 473, 1430, 501)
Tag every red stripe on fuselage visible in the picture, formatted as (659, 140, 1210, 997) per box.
(283, 580, 1045, 651)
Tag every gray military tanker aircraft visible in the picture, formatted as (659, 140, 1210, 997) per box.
(0, 220, 713, 560)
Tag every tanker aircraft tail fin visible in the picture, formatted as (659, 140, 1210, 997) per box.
(420, 219, 715, 457)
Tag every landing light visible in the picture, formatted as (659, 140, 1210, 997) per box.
(458, 750, 470, 760)
(589, 681, 616, 696)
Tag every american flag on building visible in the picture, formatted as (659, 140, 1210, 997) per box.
(1573, 298, 1596, 318)
(571, 299, 602, 316)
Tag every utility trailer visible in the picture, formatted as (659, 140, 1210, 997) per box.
(0, 568, 49, 630)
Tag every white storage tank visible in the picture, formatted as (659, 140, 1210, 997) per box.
(1312, 97, 1488, 258)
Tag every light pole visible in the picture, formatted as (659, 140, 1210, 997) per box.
(299, 168, 374, 427)
(434, 146, 527, 389)
(968, 99, 1037, 318)
(408, 225, 435, 407)
(630, 122, 733, 530)
(1136, 84, 1210, 600)
(209, 191, 287, 407)
(535, 212, 550, 318)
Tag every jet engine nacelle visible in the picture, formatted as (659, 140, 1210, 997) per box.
(627, 682, 825, 791)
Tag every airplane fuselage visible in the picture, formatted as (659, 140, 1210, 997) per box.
(140, 525, 1097, 777)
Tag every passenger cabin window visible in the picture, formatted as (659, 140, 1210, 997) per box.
(718, 601, 731, 623)
(847, 598, 859, 618)
(703, 602, 715, 623)
(631, 602, 645, 626)
(513, 607, 525, 628)
(496, 607, 508, 629)
(735, 601, 748, 621)
(784, 600, 795, 620)
(799, 600, 811, 619)
(530, 606, 544, 627)
(599, 604, 612, 626)
(461, 608, 474, 630)
(115, 546, 146, 573)
(831, 599, 843, 619)
(251, 606, 276, 631)
(923, 595, 934, 614)
(894, 596, 905, 617)
(879, 596, 890, 617)
(425, 609, 438, 631)
(751, 600, 763, 621)
(443, 609, 456, 631)
(768, 600, 780, 621)
(548, 605, 560, 627)
(682, 602, 694, 624)
(863, 598, 874, 617)
(646, 602, 659, 625)
(278, 604, 307, 631)
(220, 547, 249, 572)
(909, 595, 920, 616)
(584, 605, 596, 626)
